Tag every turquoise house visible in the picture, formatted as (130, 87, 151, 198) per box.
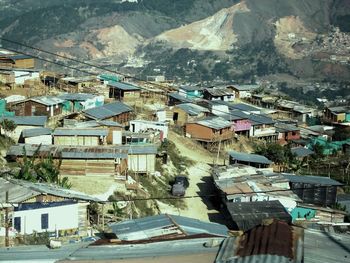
(178, 86, 203, 99)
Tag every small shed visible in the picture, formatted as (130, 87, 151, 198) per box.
(73, 120, 124, 145)
(10, 96, 65, 117)
(203, 88, 233, 101)
(0, 116, 47, 142)
(21, 127, 52, 145)
(185, 117, 233, 143)
(108, 81, 141, 101)
(225, 200, 292, 231)
(227, 84, 259, 99)
(82, 101, 133, 126)
(109, 214, 228, 241)
(167, 92, 194, 106)
(117, 145, 158, 174)
(58, 93, 104, 113)
(282, 174, 343, 207)
(53, 128, 108, 146)
(275, 123, 301, 145)
(228, 151, 272, 168)
(178, 86, 204, 99)
(172, 103, 209, 126)
(0, 54, 35, 69)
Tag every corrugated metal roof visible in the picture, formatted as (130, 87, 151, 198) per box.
(228, 151, 272, 165)
(291, 147, 314, 157)
(175, 103, 209, 115)
(74, 120, 123, 128)
(217, 243, 293, 263)
(226, 201, 291, 231)
(179, 85, 203, 91)
(205, 88, 232, 97)
(109, 214, 228, 241)
(7, 144, 128, 160)
(170, 215, 228, 237)
(7, 54, 32, 60)
(83, 101, 133, 120)
(0, 177, 101, 203)
(58, 93, 95, 101)
(108, 81, 141, 91)
(230, 84, 259, 91)
(275, 123, 300, 132)
(116, 145, 158, 155)
(282, 173, 343, 186)
(168, 92, 194, 102)
(0, 116, 47, 126)
(230, 103, 261, 112)
(247, 114, 275, 125)
(195, 117, 232, 130)
(31, 96, 65, 106)
(216, 221, 302, 263)
(53, 128, 108, 136)
(328, 106, 350, 114)
(216, 110, 250, 121)
(22, 127, 52, 138)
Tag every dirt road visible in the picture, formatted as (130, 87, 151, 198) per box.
(162, 131, 224, 222)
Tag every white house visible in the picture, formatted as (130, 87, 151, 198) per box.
(13, 69, 40, 85)
(0, 116, 47, 142)
(21, 127, 52, 145)
(0, 178, 101, 237)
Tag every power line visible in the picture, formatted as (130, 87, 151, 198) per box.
(2, 183, 339, 204)
(2, 46, 97, 76)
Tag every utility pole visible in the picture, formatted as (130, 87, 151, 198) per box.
(5, 191, 9, 247)
(216, 139, 222, 165)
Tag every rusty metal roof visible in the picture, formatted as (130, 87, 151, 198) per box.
(215, 220, 304, 263)
(237, 221, 293, 258)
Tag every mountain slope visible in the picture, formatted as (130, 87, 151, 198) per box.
(154, 2, 249, 51)
(0, 0, 349, 82)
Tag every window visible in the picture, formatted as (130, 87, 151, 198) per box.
(14, 217, 21, 232)
(41, 213, 48, 230)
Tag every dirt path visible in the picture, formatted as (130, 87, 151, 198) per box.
(168, 131, 223, 164)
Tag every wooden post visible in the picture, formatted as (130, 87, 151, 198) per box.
(5, 191, 9, 247)
(101, 204, 105, 231)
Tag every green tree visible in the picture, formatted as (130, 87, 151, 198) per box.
(15, 145, 71, 188)
(0, 119, 17, 136)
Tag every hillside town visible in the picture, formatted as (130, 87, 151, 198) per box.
(0, 49, 349, 262)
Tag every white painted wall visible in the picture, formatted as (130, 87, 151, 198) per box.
(130, 120, 168, 139)
(128, 154, 155, 173)
(239, 91, 252, 98)
(25, 135, 52, 145)
(113, 130, 122, 144)
(13, 71, 39, 85)
(13, 203, 79, 235)
(2, 125, 43, 143)
(81, 95, 105, 110)
(211, 105, 229, 115)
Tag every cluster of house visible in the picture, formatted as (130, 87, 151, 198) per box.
(2, 95, 169, 178)
(161, 84, 350, 154)
(212, 152, 347, 230)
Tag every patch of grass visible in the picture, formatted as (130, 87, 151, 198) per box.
(139, 175, 186, 209)
(159, 140, 195, 174)
(0, 134, 15, 151)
